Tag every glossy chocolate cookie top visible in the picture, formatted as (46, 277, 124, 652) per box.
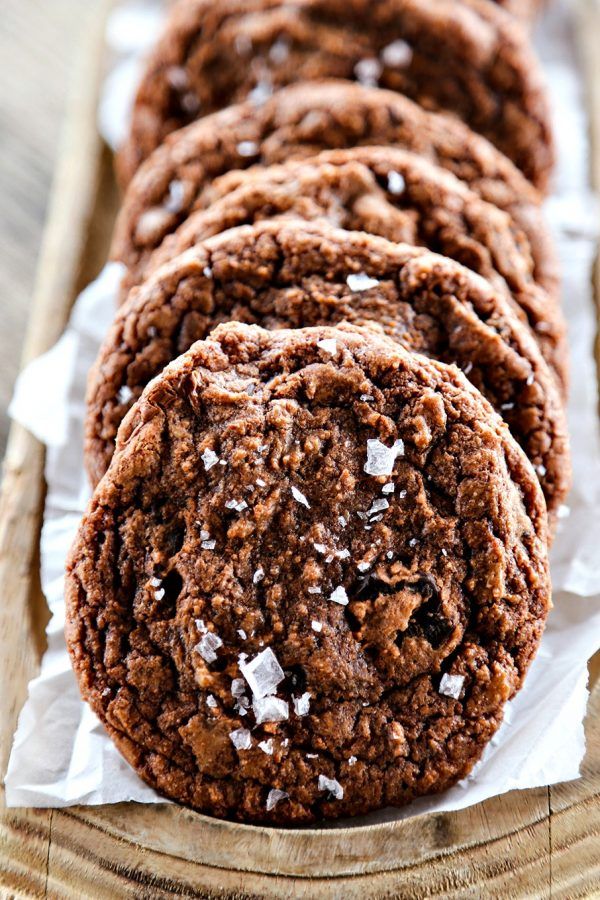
(135, 147, 566, 387)
(112, 80, 558, 300)
(87, 219, 570, 520)
(69, 321, 551, 824)
(117, 0, 554, 189)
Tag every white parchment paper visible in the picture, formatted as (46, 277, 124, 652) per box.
(5, 0, 600, 823)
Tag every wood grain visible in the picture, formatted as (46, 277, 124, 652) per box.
(0, 0, 104, 458)
(1, 1, 599, 897)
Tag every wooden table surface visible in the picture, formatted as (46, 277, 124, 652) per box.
(0, 0, 102, 458)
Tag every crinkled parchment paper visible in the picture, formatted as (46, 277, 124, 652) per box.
(5, 0, 600, 826)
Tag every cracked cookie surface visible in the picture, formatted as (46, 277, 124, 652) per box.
(117, 0, 554, 190)
(87, 220, 570, 523)
(133, 147, 566, 388)
(68, 322, 551, 824)
(113, 80, 558, 302)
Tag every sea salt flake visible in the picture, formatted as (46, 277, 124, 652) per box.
(200, 529, 210, 541)
(269, 38, 290, 63)
(253, 696, 289, 724)
(325, 554, 334, 563)
(308, 586, 322, 595)
(266, 788, 289, 811)
(206, 694, 218, 709)
(317, 338, 337, 355)
(181, 92, 200, 114)
(318, 774, 344, 800)
(338, 515, 347, 528)
(150, 576, 162, 588)
(196, 631, 223, 663)
(195, 618, 207, 633)
(225, 499, 248, 512)
(526, 372, 535, 385)
(231, 678, 247, 699)
(409, 538, 418, 547)
(347, 272, 380, 292)
(368, 498, 389, 517)
(166, 65, 188, 90)
(201, 540, 216, 550)
(387, 170, 406, 196)
(501, 402, 515, 411)
(259, 738, 274, 755)
(253, 567, 265, 584)
(311, 620, 323, 633)
(348, 756, 357, 767)
(154, 588, 165, 601)
(237, 628, 247, 640)
(462, 361, 474, 375)
(357, 562, 371, 573)
(164, 179, 185, 214)
(229, 727, 252, 750)
(306, 753, 318, 759)
(237, 140, 259, 157)
(381, 38, 413, 68)
(364, 438, 405, 476)
(536, 464, 547, 477)
(399, 490, 407, 499)
(314, 543, 327, 554)
(360, 394, 373, 402)
(241, 647, 285, 698)
(382, 483, 395, 495)
(354, 57, 382, 87)
(235, 33, 252, 56)
(117, 385, 133, 404)
(249, 79, 273, 106)
(293, 692, 311, 716)
(329, 586, 349, 606)
(439, 673, 465, 700)
(291, 486, 310, 508)
(256, 478, 266, 487)
(203, 265, 213, 278)
(337, 549, 351, 560)
(201, 448, 219, 471)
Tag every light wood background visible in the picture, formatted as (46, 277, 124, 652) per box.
(0, 0, 103, 457)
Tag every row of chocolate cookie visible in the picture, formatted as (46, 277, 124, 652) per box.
(68, 0, 564, 825)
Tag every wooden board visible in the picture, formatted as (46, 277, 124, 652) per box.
(1, 2, 599, 896)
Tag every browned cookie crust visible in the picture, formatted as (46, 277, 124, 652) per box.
(117, 0, 554, 190)
(86, 220, 570, 521)
(112, 80, 559, 301)
(139, 147, 567, 389)
(69, 322, 552, 825)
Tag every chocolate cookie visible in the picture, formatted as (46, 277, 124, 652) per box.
(117, 0, 554, 190)
(86, 220, 570, 522)
(139, 147, 567, 388)
(69, 321, 552, 824)
(112, 80, 559, 302)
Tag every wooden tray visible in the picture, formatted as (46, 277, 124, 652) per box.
(1, 2, 599, 896)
